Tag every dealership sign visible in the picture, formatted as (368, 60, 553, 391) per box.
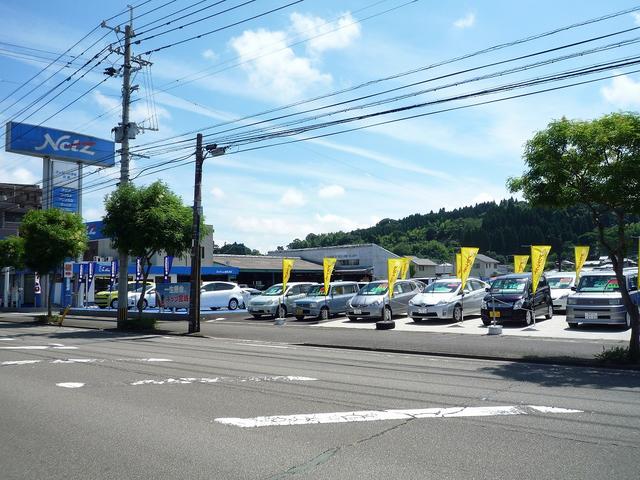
(5, 121, 115, 166)
(156, 283, 191, 309)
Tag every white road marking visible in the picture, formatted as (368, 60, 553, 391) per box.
(2, 360, 41, 365)
(215, 404, 583, 428)
(131, 375, 316, 386)
(0, 338, 15, 341)
(0, 345, 78, 350)
(236, 343, 289, 349)
(56, 382, 85, 388)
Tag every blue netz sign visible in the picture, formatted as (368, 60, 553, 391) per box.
(52, 186, 78, 212)
(5, 121, 115, 166)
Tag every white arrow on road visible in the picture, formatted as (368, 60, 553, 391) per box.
(215, 405, 582, 428)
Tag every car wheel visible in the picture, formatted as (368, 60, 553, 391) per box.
(567, 322, 578, 328)
(412, 317, 423, 324)
(276, 304, 286, 319)
(376, 320, 395, 330)
(319, 307, 330, 321)
(383, 306, 392, 322)
(524, 310, 533, 326)
(141, 299, 148, 310)
(228, 298, 239, 310)
(110, 299, 118, 309)
(482, 319, 491, 326)
(545, 304, 553, 320)
(453, 304, 463, 322)
(295, 315, 305, 321)
(347, 316, 358, 321)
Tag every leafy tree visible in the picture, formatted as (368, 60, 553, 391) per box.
(19, 209, 87, 317)
(0, 235, 25, 269)
(508, 112, 640, 361)
(213, 242, 260, 255)
(102, 181, 207, 316)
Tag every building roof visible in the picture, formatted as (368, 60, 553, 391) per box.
(267, 243, 399, 257)
(407, 256, 437, 266)
(475, 253, 500, 264)
(212, 254, 323, 271)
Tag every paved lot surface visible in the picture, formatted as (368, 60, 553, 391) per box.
(0, 322, 639, 480)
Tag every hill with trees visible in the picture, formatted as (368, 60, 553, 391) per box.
(286, 199, 639, 265)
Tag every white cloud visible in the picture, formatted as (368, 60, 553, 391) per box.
(0, 166, 38, 184)
(229, 28, 331, 102)
(601, 74, 640, 107)
(314, 213, 372, 231)
(453, 12, 475, 29)
(211, 187, 225, 199)
(632, 12, 640, 25)
(471, 192, 495, 204)
(290, 12, 361, 55)
(280, 188, 306, 207)
(92, 90, 171, 128)
(202, 49, 218, 61)
(318, 184, 345, 198)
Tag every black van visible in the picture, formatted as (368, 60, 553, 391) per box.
(480, 273, 553, 326)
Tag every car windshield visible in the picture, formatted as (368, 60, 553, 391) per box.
(547, 277, 574, 289)
(263, 285, 284, 296)
(359, 282, 388, 295)
(131, 284, 153, 293)
(577, 275, 619, 292)
(306, 285, 327, 296)
(424, 282, 460, 294)
(490, 278, 527, 293)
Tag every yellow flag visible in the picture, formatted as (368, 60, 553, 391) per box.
(400, 257, 411, 280)
(282, 258, 295, 293)
(387, 258, 403, 298)
(455, 253, 462, 279)
(323, 258, 336, 295)
(574, 246, 589, 280)
(460, 247, 479, 290)
(514, 255, 529, 273)
(531, 245, 551, 294)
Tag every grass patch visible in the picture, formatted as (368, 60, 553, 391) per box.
(595, 346, 632, 364)
(120, 317, 157, 331)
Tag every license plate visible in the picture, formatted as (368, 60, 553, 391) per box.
(296, 308, 303, 315)
(418, 308, 427, 314)
(489, 310, 501, 318)
(585, 312, 598, 320)
(353, 309, 362, 315)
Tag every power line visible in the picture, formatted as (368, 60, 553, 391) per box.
(133, 0, 228, 37)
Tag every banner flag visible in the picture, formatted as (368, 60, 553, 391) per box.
(455, 253, 462, 279)
(109, 260, 118, 289)
(387, 258, 403, 298)
(514, 255, 529, 273)
(135, 257, 143, 282)
(574, 246, 590, 280)
(78, 262, 85, 285)
(323, 258, 336, 295)
(282, 258, 296, 293)
(87, 261, 96, 289)
(460, 247, 479, 290)
(531, 245, 552, 294)
(163, 255, 174, 283)
(400, 257, 411, 280)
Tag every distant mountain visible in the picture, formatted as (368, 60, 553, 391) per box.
(286, 199, 639, 265)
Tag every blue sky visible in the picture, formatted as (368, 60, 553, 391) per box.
(2, 0, 640, 252)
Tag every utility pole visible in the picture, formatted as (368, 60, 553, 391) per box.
(188, 136, 227, 334)
(188, 134, 204, 333)
(102, 7, 151, 328)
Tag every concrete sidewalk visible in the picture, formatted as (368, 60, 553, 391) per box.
(0, 312, 634, 368)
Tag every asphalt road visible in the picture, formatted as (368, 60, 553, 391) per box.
(1, 322, 639, 479)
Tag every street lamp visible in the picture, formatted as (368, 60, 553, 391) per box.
(188, 135, 228, 334)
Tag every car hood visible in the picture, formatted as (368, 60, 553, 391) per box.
(413, 293, 458, 305)
(550, 288, 572, 299)
(350, 294, 386, 306)
(294, 297, 327, 305)
(249, 295, 280, 304)
(570, 292, 621, 299)
(484, 293, 524, 303)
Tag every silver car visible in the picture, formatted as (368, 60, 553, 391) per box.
(293, 281, 360, 320)
(407, 277, 488, 322)
(566, 268, 639, 328)
(347, 279, 420, 321)
(545, 272, 577, 312)
(247, 282, 313, 319)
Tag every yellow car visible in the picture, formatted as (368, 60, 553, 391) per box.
(95, 281, 156, 309)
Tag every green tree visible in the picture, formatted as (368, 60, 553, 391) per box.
(508, 112, 640, 361)
(19, 209, 87, 317)
(102, 181, 207, 317)
(0, 235, 25, 269)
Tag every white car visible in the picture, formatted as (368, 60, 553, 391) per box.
(408, 277, 488, 322)
(546, 271, 576, 311)
(127, 283, 157, 310)
(200, 281, 248, 310)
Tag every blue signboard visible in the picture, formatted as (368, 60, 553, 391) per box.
(5, 121, 115, 166)
(85, 221, 106, 241)
(52, 186, 79, 212)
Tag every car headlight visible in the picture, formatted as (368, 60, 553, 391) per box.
(481, 300, 487, 309)
(567, 297, 577, 305)
(409, 298, 418, 306)
(513, 298, 524, 309)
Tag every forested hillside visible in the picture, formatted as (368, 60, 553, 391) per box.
(287, 199, 639, 264)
